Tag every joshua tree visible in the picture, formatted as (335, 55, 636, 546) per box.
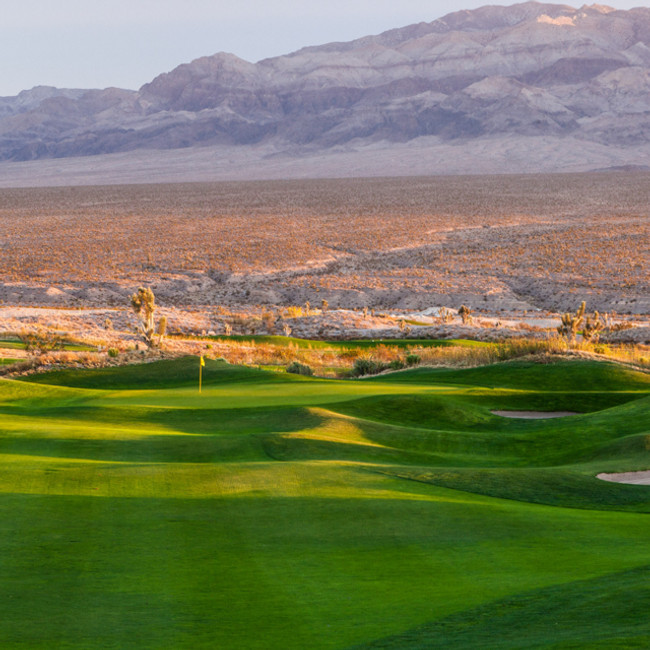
(397, 319, 412, 335)
(458, 305, 473, 325)
(557, 301, 586, 344)
(130, 287, 156, 346)
(438, 307, 453, 324)
(601, 312, 613, 332)
(583, 310, 605, 343)
(156, 315, 168, 346)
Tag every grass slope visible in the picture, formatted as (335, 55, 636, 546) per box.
(356, 565, 650, 649)
(204, 334, 488, 350)
(0, 357, 648, 648)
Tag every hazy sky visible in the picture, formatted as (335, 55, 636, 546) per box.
(0, 0, 645, 96)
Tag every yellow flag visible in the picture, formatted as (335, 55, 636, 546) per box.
(200, 355, 205, 367)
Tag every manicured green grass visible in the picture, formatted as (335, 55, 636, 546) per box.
(61, 343, 96, 351)
(0, 339, 26, 349)
(1, 357, 649, 648)
(204, 334, 489, 349)
(0, 339, 94, 352)
(357, 565, 650, 649)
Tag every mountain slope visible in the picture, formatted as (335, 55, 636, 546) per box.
(1, 2, 649, 173)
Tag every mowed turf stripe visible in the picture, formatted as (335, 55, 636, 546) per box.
(354, 564, 650, 649)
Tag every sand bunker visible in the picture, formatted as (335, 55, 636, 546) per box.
(491, 410, 578, 419)
(597, 471, 650, 485)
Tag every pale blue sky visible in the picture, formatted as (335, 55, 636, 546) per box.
(0, 0, 645, 96)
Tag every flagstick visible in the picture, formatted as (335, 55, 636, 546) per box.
(199, 361, 203, 394)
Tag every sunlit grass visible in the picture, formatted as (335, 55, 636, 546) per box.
(0, 357, 648, 648)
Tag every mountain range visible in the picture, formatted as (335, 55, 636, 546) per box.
(2, 1, 650, 184)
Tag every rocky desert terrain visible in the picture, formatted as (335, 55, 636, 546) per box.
(0, 172, 648, 348)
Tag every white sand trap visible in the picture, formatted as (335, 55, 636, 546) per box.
(491, 410, 579, 419)
(597, 471, 650, 485)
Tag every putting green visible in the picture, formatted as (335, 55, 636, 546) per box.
(1, 357, 649, 648)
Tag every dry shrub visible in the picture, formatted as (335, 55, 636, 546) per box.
(284, 306, 304, 318)
(39, 351, 77, 365)
(495, 336, 568, 360)
(38, 351, 105, 367)
(610, 322, 634, 332)
(414, 337, 572, 368)
(0, 358, 39, 376)
(339, 349, 362, 361)
(19, 328, 66, 353)
(591, 343, 650, 369)
(417, 345, 496, 367)
(371, 344, 404, 364)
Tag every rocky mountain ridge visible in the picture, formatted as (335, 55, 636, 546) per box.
(1, 2, 649, 168)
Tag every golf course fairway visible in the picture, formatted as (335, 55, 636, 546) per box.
(1, 357, 649, 648)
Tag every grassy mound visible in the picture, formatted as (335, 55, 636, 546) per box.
(23, 356, 289, 390)
(368, 359, 650, 391)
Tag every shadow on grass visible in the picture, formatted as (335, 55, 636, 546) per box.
(354, 564, 650, 649)
(0, 406, 326, 463)
(370, 465, 650, 512)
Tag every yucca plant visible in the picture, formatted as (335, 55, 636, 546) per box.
(130, 287, 156, 346)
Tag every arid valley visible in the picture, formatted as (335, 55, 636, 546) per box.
(1, 171, 648, 370)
